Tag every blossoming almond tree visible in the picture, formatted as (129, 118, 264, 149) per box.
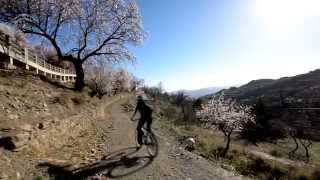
(0, 0, 145, 91)
(197, 94, 255, 156)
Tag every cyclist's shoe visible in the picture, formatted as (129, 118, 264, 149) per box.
(136, 144, 142, 150)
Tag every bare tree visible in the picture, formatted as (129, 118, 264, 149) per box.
(112, 68, 132, 94)
(172, 91, 187, 107)
(299, 137, 312, 161)
(287, 127, 313, 161)
(130, 76, 144, 91)
(0, 0, 145, 90)
(0, 23, 26, 46)
(288, 128, 299, 159)
(85, 61, 115, 98)
(283, 110, 313, 162)
(197, 94, 255, 157)
(157, 81, 163, 94)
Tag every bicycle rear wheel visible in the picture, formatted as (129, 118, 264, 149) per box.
(145, 132, 158, 157)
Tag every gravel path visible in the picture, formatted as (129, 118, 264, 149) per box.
(93, 96, 247, 180)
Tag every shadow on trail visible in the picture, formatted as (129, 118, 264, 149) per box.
(38, 138, 159, 180)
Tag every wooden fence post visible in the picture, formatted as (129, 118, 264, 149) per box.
(25, 48, 29, 70)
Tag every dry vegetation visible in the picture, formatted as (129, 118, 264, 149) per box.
(0, 71, 118, 179)
(160, 120, 320, 179)
(153, 96, 320, 180)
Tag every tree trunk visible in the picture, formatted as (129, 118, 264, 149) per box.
(73, 61, 85, 91)
(222, 132, 232, 157)
(183, 105, 187, 128)
(289, 135, 299, 159)
(299, 139, 312, 161)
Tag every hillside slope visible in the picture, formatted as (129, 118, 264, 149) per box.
(0, 71, 245, 179)
(0, 71, 111, 179)
(216, 69, 320, 107)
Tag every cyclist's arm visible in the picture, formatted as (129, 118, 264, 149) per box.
(131, 105, 138, 120)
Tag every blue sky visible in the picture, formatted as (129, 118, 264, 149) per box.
(129, 0, 320, 92)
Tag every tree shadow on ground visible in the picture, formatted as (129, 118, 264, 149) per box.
(38, 143, 159, 180)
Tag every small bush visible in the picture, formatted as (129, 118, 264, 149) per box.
(310, 170, 320, 180)
(162, 105, 180, 121)
(232, 156, 288, 179)
(210, 145, 224, 159)
(233, 158, 253, 175)
(298, 175, 309, 180)
(270, 166, 286, 179)
(33, 176, 43, 180)
(250, 158, 271, 172)
(227, 149, 239, 160)
(270, 149, 281, 157)
(71, 97, 84, 105)
(50, 96, 67, 105)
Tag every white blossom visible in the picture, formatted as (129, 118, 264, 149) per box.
(197, 93, 255, 135)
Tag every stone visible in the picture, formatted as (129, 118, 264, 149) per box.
(16, 172, 21, 179)
(184, 137, 196, 152)
(13, 133, 30, 148)
(38, 123, 44, 130)
(19, 124, 33, 132)
(221, 164, 234, 171)
(8, 114, 19, 120)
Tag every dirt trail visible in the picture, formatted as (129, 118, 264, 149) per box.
(97, 96, 246, 180)
(248, 150, 305, 167)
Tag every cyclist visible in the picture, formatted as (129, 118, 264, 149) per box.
(131, 95, 153, 148)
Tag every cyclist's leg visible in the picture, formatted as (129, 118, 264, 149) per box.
(146, 118, 152, 132)
(136, 120, 145, 145)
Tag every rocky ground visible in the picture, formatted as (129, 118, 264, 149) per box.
(0, 71, 246, 179)
(0, 71, 115, 179)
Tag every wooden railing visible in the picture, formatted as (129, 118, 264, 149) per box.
(0, 31, 76, 81)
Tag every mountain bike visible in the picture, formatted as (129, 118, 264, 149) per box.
(131, 118, 158, 157)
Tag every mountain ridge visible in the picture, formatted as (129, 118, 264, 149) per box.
(172, 86, 229, 98)
(208, 69, 320, 107)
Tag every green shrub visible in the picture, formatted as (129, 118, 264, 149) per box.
(33, 176, 43, 180)
(233, 158, 253, 175)
(232, 156, 288, 179)
(162, 105, 180, 121)
(209, 145, 225, 159)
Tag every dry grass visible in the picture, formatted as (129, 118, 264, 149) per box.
(157, 117, 320, 180)
(252, 138, 320, 165)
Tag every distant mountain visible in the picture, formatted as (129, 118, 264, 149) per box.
(176, 86, 229, 98)
(214, 69, 320, 107)
(200, 69, 320, 138)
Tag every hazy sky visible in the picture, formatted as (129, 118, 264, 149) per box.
(129, 0, 320, 92)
